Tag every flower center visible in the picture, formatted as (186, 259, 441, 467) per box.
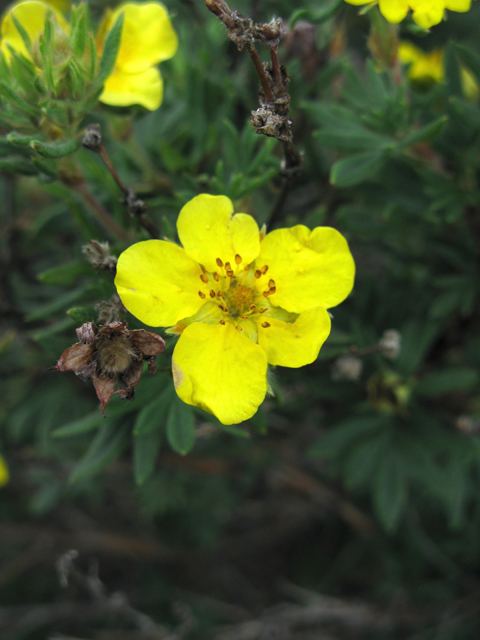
(223, 280, 255, 318)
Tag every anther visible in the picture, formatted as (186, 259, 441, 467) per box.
(209, 290, 216, 298)
(254, 269, 261, 279)
(200, 274, 208, 283)
(217, 290, 224, 297)
(225, 262, 231, 270)
(226, 269, 234, 277)
(269, 286, 276, 294)
(236, 326, 242, 331)
(249, 304, 256, 311)
(198, 291, 206, 299)
(261, 265, 269, 274)
(220, 320, 225, 325)
(213, 272, 219, 281)
(244, 264, 250, 271)
(235, 254, 242, 264)
(262, 322, 271, 328)
(216, 258, 223, 267)
(268, 279, 275, 288)
(259, 308, 268, 313)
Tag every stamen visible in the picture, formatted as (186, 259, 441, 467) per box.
(209, 290, 216, 298)
(268, 279, 275, 288)
(236, 326, 243, 331)
(262, 322, 271, 328)
(216, 258, 223, 267)
(259, 308, 268, 313)
(225, 262, 231, 270)
(263, 287, 276, 297)
(213, 272, 219, 282)
(198, 291, 206, 299)
(226, 269, 234, 278)
(261, 265, 269, 274)
(235, 254, 242, 264)
(269, 286, 276, 294)
(200, 274, 208, 283)
(217, 290, 224, 297)
(254, 269, 261, 279)
(220, 320, 225, 325)
(244, 264, 250, 271)
(249, 304, 256, 311)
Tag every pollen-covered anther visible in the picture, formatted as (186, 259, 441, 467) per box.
(254, 269, 261, 279)
(235, 254, 242, 265)
(198, 291, 206, 299)
(259, 308, 268, 313)
(244, 264, 250, 271)
(225, 262, 231, 270)
(209, 290, 216, 298)
(219, 320, 225, 325)
(200, 274, 208, 283)
(213, 272, 219, 282)
(249, 304, 256, 311)
(268, 279, 275, 288)
(263, 286, 276, 297)
(262, 322, 271, 328)
(217, 290, 224, 297)
(261, 265, 269, 274)
(236, 326, 243, 331)
(226, 269, 234, 277)
(216, 258, 223, 267)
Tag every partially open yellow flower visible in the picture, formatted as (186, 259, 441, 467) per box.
(0, 0, 68, 61)
(97, 2, 178, 111)
(115, 194, 355, 425)
(399, 41, 479, 99)
(345, 0, 472, 28)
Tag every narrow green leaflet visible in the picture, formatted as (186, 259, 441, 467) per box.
(69, 422, 129, 483)
(96, 12, 124, 85)
(166, 395, 196, 455)
(415, 368, 479, 397)
(372, 450, 408, 532)
(133, 428, 162, 485)
(396, 116, 447, 151)
(133, 382, 174, 436)
(30, 139, 80, 159)
(330, 151, 385, 187)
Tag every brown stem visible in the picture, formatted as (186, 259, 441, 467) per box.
(74, 182, 130, 242)
(247, 45, 274, 103)
(269, 47, 284, 94)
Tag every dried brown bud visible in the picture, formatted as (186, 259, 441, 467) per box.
(82, 240, 117, 273)
(53, 322, 165, 415)
(82, 124, 102, 151)
(251, 107, 292, 142)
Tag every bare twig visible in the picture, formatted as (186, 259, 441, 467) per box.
(73, 181, 130, 242)
(83, 124, 160, 239)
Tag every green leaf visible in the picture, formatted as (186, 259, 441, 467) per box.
(38, 260, 91, 285)
(0, 80, 39, 117)
(166, 395, 195, 455)
(26, 285, 90, 322)
(133, 428, 162, 485)
(30, 138, 80, 159)
(444, 41, 463, 98)
(10, 13, 31, 52)
(31, 156, 58, 180)
(133, 382, 174, 436)
(96, 12, 124, 85)
(310, 416, 388, 459)
(66, 306, 96, 325)
(6, 132, 35, 147)
(455, 44, 480, 84)
(87, 31, 97, 80)
(0, 157, 37, 175)
(396, 116, 447, 151)
(330, 151, 385, 187)
(289, 0, 343, 27)
(38, 34, 55, 94)
(69, 422, 129, 482)
(51, 411, 104, 438)
(415, 368, 479, 397)
(72, 10, 87, 58)
(372, 451, 407, 532)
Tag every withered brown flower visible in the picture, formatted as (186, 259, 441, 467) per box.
(53, 322, 165, 415)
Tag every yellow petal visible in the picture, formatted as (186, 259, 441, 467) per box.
(258, 307, 331, 368)
(100, 66, 163, 110)
(100, 2, 178, 74)
(378, 0, 410, 22)
(1, 0, 66, 60)
(0, 455, 9, 488)
(398, 42, 443, 83)
(172, 321, 268, 425)
(409, 0, 445, 26)
(257, 225, 355, 313)
(177, 194, 261, 273)
(445, 0, 471, 11)
(115, 240, 205, 327)
(344, 0, 372, 5)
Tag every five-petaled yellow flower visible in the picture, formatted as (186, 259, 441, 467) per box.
(115, 194, 355, 425)
(345, 0, 471, 28)
(0, 0, 178, 111)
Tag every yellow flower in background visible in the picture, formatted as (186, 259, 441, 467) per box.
(399, 41, 479, 99)
(96, 2, 178, 111)
(345, 0, 472, 28)
(0, 0, 178, 111)
(0, 455, 9, 488)
(115, 194, 355, 425)
(0, 0, 68, 61)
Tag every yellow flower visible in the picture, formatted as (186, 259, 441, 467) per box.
(96, 2, 178, 111)
(0, 0, 68, 61)
(0, 0, 178, 111)
(399, 41, 479, 99)
(115, 194, 355, 425)
(345, 0, 472, 28)
(0, 455, 9, 488)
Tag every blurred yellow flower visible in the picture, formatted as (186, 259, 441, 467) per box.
(115, 194, 355, 424)
(345, 0, 472, 28)
(0, 455, 9, 488)
(399, 41, 479, 99)
(0, 0, 178, 111)
(96, 2, 178, 111)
